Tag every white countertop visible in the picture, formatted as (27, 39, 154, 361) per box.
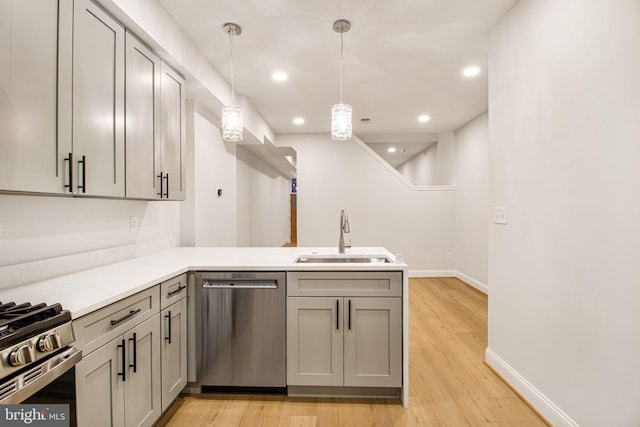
(0, 247, 406, 319)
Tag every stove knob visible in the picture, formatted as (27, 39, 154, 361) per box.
(37, 332, 62, 353)
(8, 344, 36, 367)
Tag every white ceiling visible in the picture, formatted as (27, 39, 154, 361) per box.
(156, 0, 516, 141)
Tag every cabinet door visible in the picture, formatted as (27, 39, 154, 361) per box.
(287, 297, 343, 386)
(124, 314, 161, 427)
(76, 337, 126, 427)
(344, 298, 402, 387)
(0, 0, 72, 194)
(72, 0, 125, 197)
(161, 298, 187, 411)
(158, 63, 185, 200)
(125, 32, 160, 199)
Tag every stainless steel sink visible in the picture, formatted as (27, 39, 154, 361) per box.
(294, 255, 393, 264)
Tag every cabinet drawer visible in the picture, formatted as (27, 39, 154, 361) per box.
(287, 271, 402, 297)
(73, 286, 159, 355)
(160, 274, 187, 309)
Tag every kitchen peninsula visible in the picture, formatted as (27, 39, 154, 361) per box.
(0, 246, 409, 425)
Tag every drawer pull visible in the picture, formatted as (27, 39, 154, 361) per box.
(167, 285, 186, 297)
(110, 309, 141, 326)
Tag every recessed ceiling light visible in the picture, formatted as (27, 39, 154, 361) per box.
(272, 72, 288, 81)
(418, 115, 430, 123)
(387, 147, 397, 153)
(293, 117, 305, 125)
(463, 66, 481, 77)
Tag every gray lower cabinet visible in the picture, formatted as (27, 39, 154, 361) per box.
(76, 314, 161, 427)
(160, 274, 188, 411)
(343, 297, 402, 387)
(286, 297, 344, 386)
(286, 271, 403, 389)
(72, 280, 186, 427)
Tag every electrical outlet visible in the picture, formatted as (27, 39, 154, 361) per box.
(447, 251, 453, 260)
(130, 216, 139, 232)
(494, 207, 508, 225)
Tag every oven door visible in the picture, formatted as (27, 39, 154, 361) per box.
(0, 346, 81, 404)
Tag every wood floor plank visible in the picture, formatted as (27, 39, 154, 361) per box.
(157, 277, 548, 426)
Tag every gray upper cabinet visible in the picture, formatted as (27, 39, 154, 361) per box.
(72, 0, 125, 197)
(1, 0, 184, 200)
(158, 64, 186, 200)
(125, 33, 160, 199)
(0, 0, 73, 194)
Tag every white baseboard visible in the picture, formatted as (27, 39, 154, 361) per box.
(408, 270, 488, 294)
(408, 270, 456, 277)
(455, 271, 488, 294)
(485, 348, 579, 427)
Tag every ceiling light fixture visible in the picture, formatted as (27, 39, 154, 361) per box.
(388, 147, 397, 153)
(463, 66, 480, 77)
(418, 114, 430, 123)
(293, 117, 305, 125)
(331, 19, 352, 141)
(272, 71, 288, 81)
(221, 23, 243, 142)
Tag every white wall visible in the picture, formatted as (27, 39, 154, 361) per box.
(396, 131, 455, 186)
(454, 112, 488, 290)
(278, 133, 456, 273)
(488, 1, 640, 426)
(236, 147, 291, 247)
(182, 106, 290, 248)
(0, 195, 180, 289)
(397, 142, 438, 186)
(181, 107, 237, 247)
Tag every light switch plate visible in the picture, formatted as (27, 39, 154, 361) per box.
(494, 207, 507, 225)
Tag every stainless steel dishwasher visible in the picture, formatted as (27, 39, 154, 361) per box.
(195, 271, 286, 392)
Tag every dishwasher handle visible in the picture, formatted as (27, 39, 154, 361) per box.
(202, 280, 278, 289)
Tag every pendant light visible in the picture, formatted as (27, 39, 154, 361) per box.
(221, 23, 243, 142)
(331, 19, 352, 141)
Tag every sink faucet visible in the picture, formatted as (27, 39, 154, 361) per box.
(338, 209, 351, 254)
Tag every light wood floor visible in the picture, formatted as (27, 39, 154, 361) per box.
(157, 277, 548, 426)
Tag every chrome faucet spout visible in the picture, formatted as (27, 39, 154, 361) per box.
(339, 209, 351, 254)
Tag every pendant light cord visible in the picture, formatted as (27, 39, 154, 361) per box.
(228, 30, 236, 105)
(339, 30, 344, 104)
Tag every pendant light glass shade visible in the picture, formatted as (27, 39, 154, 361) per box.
(222, 104, 243, 142)
(331, 19, 352, 141)
(222, 23, 243, 142)
(331, 102, 352, 140)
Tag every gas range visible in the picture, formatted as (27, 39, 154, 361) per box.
(0, 301, 81, 403)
